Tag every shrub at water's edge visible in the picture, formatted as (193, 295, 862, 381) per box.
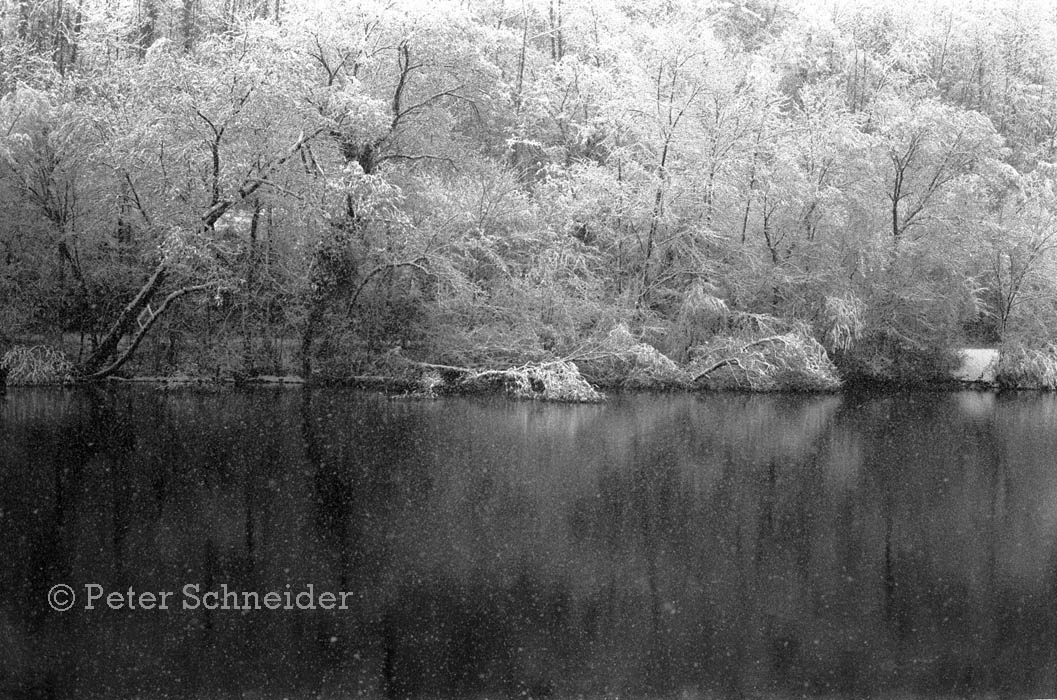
(0, 346, 73, 386)
(994, 342, 1057, 389)
(575, 324, 690, 389)
(830, 332, 960, 388)
(690, 331, 842, 392)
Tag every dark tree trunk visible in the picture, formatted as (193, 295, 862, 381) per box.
(181, 0, 196, 52)
(300, 301, 323, 380)
(136, 0, 158, 56)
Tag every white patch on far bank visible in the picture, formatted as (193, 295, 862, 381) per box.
(952, 348, 1000, 384)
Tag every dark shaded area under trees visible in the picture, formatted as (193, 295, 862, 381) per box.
(3, 0, 1057, 393)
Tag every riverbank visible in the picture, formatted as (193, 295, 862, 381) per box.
(5, 332, 1057, 400)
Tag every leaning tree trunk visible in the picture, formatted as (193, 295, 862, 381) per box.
(74, 127, 327, 381)
(79, 279, 211, 380)
(76, 263, 169, 377)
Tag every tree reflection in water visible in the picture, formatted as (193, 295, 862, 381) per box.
(1, 389, 1056, 698)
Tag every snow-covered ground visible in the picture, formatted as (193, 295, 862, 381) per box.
(952, 348, 1000, 384)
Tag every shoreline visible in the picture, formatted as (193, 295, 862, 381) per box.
(4, 340, 1046, 398)
(0, 370, 1010, 396)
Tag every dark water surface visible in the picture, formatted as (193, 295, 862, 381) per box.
(2, 388, 1057, 699)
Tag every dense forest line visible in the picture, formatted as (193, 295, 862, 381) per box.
(3, 0, 1057, 391)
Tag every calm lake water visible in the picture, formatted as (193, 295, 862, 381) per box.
(2, 387, 1056, 699)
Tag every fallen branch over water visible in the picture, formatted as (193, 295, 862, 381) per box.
(412, 359, 605, 402)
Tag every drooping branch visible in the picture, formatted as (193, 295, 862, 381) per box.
(376, 153, 456, 168)
(692, 357, 744, 382)
(349, 258, 432, 308)
(691, 336, 789, 383)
